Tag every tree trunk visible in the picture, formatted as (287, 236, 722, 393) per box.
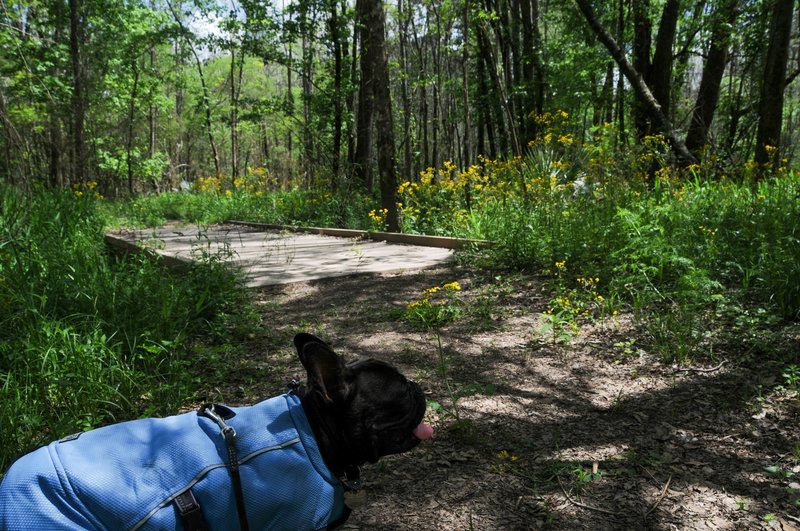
(409, 14, 429, 171)
(398, 0, 413, 181)
(69, 0, 88, 183)
(230, 48, 238, 180)
(175, 36, 184, 186)
(346, 9, 358, 171)
(574, 0, 695, 164)
(461, 0, 472, 165)
(149, 54, 156, 159)
(596, 62, 614, 125)
(354, 0, 375, 189)
(530, 0, 544, 124)
(754, 0, 793, 169)
(362, 0, 399, 231)
(631, 0, 679, 136)
(149, 0, 158, 171)
(685, 0, 738, 155)
(614, 0, 626, 146)
(518, 0, 535, 138)
(631, 0, 651, 136)
(329, 1, 343, 185)
(286, 45, 294, 169)
(126, 59, 140, 195)
(301, 30, 313, 185)
(650, 0, 679, 122)
(475, 43, 497, 158)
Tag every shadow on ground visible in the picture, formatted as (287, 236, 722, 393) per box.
(198, 265, 799, 530)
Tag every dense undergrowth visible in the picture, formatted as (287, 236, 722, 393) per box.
(0, 186, 250, 470)
(3, 113, 798, 471)
(117, 114, 800, 324)
(110, 125, 799, 373)
(114, 118, 799, 380)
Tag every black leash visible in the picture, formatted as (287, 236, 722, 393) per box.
(198, 403, 250, 531)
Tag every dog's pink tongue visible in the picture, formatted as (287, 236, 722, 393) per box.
(413, 423, 434, 440)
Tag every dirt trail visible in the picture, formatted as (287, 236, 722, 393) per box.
(199, 265, 800, 530)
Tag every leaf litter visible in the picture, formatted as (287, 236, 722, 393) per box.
(192, 264, 800, 530)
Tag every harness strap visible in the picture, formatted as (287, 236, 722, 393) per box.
(222, 425, 249, 531)
(199, 404, 250, 531)
(173, 489, 209, 531)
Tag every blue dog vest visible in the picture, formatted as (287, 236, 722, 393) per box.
(0, 393, 345, 530)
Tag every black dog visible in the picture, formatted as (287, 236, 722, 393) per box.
(0, 333, 432, 530)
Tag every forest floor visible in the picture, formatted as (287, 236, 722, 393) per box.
(191, 264, 800, 530)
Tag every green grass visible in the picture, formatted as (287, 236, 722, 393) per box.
(0, 185, 250, 470)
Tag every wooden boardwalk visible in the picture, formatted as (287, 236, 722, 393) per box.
(106, 223, 459, 287)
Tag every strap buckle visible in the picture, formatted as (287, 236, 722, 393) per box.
(173, 489, 208, 531)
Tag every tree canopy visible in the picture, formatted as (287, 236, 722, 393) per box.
(1, 0, 798, 195)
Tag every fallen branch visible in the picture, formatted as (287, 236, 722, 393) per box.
(674, 361, 727, 374)
(556, 474, 620, 516)
(644, 474, 672, 520)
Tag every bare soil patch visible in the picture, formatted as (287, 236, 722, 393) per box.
(194, 265, 800, 530)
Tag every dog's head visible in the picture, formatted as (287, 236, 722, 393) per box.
(294, 333, 432, 475)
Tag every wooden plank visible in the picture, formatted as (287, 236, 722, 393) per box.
(225, 220, 493, 249)
(104, 234, 190, 272)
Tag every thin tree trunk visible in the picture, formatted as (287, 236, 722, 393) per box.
(399, 0, 413, 181)
(650, 0, 680, 121)
(149, 50, 157, 159)
(475, 44, 497, 158)
(461, 0, 471, 164)
(754, 0, 793, 168)
(286, 45, 294, 168)
(615, 0, 626, 146)
(530, 0, 544, 124)
(409, 11, 429, 170)
(230, 47, 238, 180)
(597, 62, 614, 125)
(301, 29, 313, 185)
(685, 0, 738, 155)
(69, 0, 88, 183)
(174, 34, 184, 186)
(518, 0, 535, 138)
(346, 6, 357, 171)
(354, 0, 375, 189)
(126, 59, 140, 195)
(631, 0, 651, 136)
(329, 0, 343, 185)
(149, 0, 158, 174)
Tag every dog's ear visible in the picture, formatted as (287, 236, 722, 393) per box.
(294, 333, 348, 403)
